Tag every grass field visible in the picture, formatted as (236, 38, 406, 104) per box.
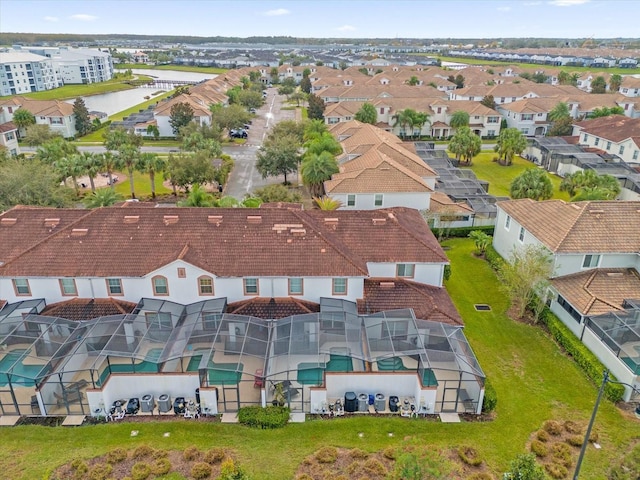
(433, 55, 640, 75)
(0, 239, 637, 479)
(115, 63, 228, 74)
(110, 170, 172, 199)
(459, 151, 570, 200)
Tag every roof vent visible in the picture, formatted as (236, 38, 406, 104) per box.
(70, 228, 88, 237)
(247, 215, 262, 224)
(324, 217, 339, 229)
(380, 281, 395, 289)
(163, 215, 179, 225)
(123, 215, 139, 224)
(291, 228, 306, 236)
(207, 215, 223, 225)
(44, 218, 60, 228)
(588, 209, 604, 214)
(372, 218, 387, 225)
(0, 218, 17, 226)
(606, 272, 624, 277)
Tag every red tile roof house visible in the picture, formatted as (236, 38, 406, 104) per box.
(0, 205, 484, 417)
(492, 199, 640, 400)
(0, 96, 77, 138)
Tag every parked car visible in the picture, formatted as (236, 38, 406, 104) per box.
(229, 129, 248, 139)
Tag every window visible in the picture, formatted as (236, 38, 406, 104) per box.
(13, 278, 31, 296)
(520, 128, 529, 135)
(59, 278, 77, 296)
(347, 194, 356, 207)
(504, 215, 511, 230)
(177, 267, 186, 278)
(619, 146, 624, 155)
(487, 116, 499, 123)
(49, 117, 63, 125)
(594, 138, 600, 146)
(202, 312, 222, 331)
(289, 278, 303, 295)
(5, 131, 15, 141)
(374, 194, 383, 207)
(519, 227, 525, 242)
(332, 278, 347, 295)
(557, 295, 582, 323)
(396, 264, 415, 278)
(152, 276, 169, 296)
(244, 278, 258, 295)
(582, 254, 600, 268)
(106, 278, 123, 296)
(198, 276, 214, 296)
(606, 141, 611, 150)
(145, 312, 172, 330)
(634, 150, 639, 160)
(488, 130, 496, 136)
(521, 114, 534, 121)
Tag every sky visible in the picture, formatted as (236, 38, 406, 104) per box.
(1, 0, 639, 40)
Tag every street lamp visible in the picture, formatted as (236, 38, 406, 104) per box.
(573, 370, 640, 480)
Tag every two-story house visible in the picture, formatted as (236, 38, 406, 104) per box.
(572, 115, 640, 166)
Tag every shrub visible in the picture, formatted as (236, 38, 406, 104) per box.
(315, 446, 338, 464)
(563, 420, 582, 434)
(589, 430, 599, 443)
(432, 225, 495, 240)
(482, 379, 497, 413)
(131, 444, 154, 459)
(484, 244, 506, 272)
(183, 445, 201, 461)
(458, 445, 483, 466)
(545, 462, 568, 479)
(536, 430, 550, 442)
(204, 447, 226, 464)
(106, 447, 128, 463)
(191, 462, 213, 479)
(530, 440, 548, 457)
(88, 463, 112, 480)
(468, 474, 494, 480)
(566, 435, 584, 447)
(70, 459, 88, 476)
(543, 420, 563, 436)
(151, 457, 171, 476)
(551, 443, 573, 468)
(383, 446, 397, 460)
(130, 462, 151, 480)
(237, 405, 290, 429)
(363, 458, 387, 476)
(350, 448, 369, 460)
(346, 461, 362, 474)
(539, 307, 625, 402)
(152, 449, 168, 458)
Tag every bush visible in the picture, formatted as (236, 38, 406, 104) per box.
(363, 458, 387, 476)
(431, 225, 495, 239)
(543, 420, 563, 436)
(237, 405, 290, 429)
(484, 244, 505, 272)
(183, 445, 201, 461)
(566, 435, 584, 447)
(88, 463, 112, 480)
(204, 447, 226, 464)
(482, 378, 497, 413)
(151, 457, 171, 476)
(383, 446, 397, 460)
(545, 462, 568, 479)
(468, 474, 494, 480)
(536, 430, 550, 442)
(191, 462, 213, 479)
(530, 440, 548, 457)
(131, 445, 154, 459)
(106, 447, 128, 463)
(70, 459, 88, 479)
(563, 420, 582, 434)
(539, 307, 625, 402)
(315, 446, 338, 464)
(551, 443, 573, 468)
(130, 462, 151, 480)
(152, 449, 168, 459)
(350, 448, 369, 460)
(458, 445, 483, 466)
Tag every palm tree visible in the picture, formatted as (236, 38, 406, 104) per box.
(301, 151, 339, 197)
(84, 188, 124, 208)
(303, 119, 329, 142)
(548, 102, 570, 122)
(313, 196, 342, 210)
(137, 153, 167, 199)
(55, 154, 85, 197)
(509, 168, 553, 201)
(80, 152, 101, 193)
(449, 110, 470, 130)
(179, 184, 215, 207)
(118, 144, 141, 199)
(411, 111, 431, 139)
(391, 109, 414, 139)
(99, 152, 123, 190)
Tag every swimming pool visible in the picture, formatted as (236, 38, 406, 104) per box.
(0, 349, 48, 387)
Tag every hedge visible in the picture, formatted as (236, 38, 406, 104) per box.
(539, 307, 625, 402)
(431, 225, 495, 239)
(237, 405, 290, 429)
(484, 243, 505, 272)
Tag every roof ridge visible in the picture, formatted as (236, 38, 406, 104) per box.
(554, 201, 587, 252)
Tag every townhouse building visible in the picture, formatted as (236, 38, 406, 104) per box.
(0, 51, 60, 96)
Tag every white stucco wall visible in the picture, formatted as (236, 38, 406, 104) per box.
(366, 262, 445, 287)
(331, 192, 431, 211)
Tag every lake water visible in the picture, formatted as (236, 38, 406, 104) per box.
(66, 69, 218, 116)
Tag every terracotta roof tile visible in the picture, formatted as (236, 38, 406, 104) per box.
(573, 115, 640, 143)
(41, 297, 137, 321)
(226, 297, 320, 319)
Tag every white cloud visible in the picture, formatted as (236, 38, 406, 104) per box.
(548, 0, 590, 6)
(263, 8, 290, 16)
(336, 25, 356, 32)
(70, 14, 98, 21)
(44, 16, 59, 22)
(497, 6, 512, 11)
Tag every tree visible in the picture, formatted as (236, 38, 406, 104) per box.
(303, 119, 329, 142)
(300, 151, 339, 197)
(494, 128, 527, 166)
(590, 76, 607, 94)
(236, 89, 263, 110)
(103, 126, 142, 151)
(12, 108, 35, 135)
(406, 75, 420, 86)
(271, 120, 306, 144)
(72, 97, 92, 136)
(548, 102, 570, 122)
(256, 134, 301, 184)
(547, 103, 573, 137)
(391, 109, 414, 139)
(448, 126, 481, 165)
(179, 184, 215, 207)
(587, 106, 625, 118)
(480, 95, 496, 109)
(137, 153, 167, 199)
(118, 144, 142, 199)
(300, 75, 312, 94)
(146, 124, 160, 140)
(165, 151, 216, 194)
(84, 188, 124, 208)
(23, 124, 61, 146)
(449, 110, 470, 129)
(304, 132, 342, 157)
(411, 111, 431, 139)
(35, 137, 77, 165)
(609, 74, 622, 92)
(98, 152, 123, 191)
(277, 84, 295, 97)
(254, 184, 302, 203)
(531, 72, 548, 84)
(290, 91, 307, 107)
(79, 151, 102, 192)
(209, 104, 251, 132)
(307, 93, 325, 121)
(447, 74, 465, 88)
(558, 70, 579, 86)
(499, 244, 553, 320)
(510, 168, 553, 201)
(354, 103, 378, 125)
(505, 453, 547, 480)
(169, 102, 194, 135)
(560, 169, 620, 200)
(469, 230, 491, 256)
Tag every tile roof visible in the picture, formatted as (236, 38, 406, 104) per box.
(41, 297, 137, 321)
(0, 206, 447, 278)
(0, 97, 74, 117)
(572, 115, 640, 143)
(0, 122, 17, 133)
(429, 192, 474, 214)
(551, 268, 640, 316)
(357, 278, 463, 326)
(497, 199, 640, 253)
(226, 297, 320, 319)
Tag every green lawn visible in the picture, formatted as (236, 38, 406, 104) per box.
(0, 238, 637, 479)
(459, 151, 570, 200)
(110, 170, 172, 199)
(115, 63, 228, 74)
